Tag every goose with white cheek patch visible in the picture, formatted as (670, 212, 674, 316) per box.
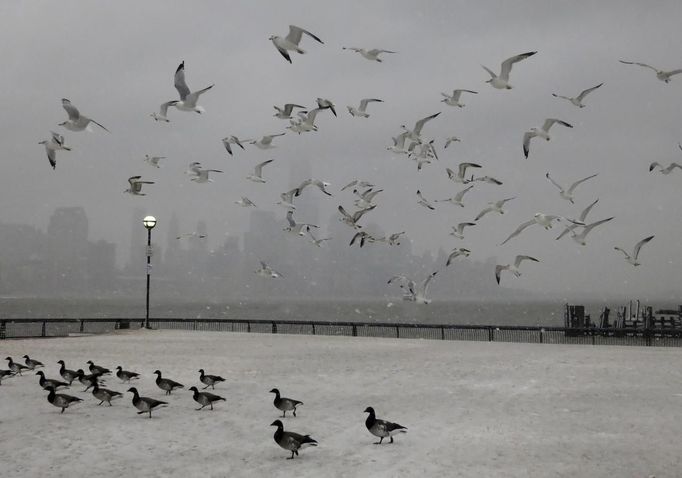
(154, 370, 184, 395)
(364, 406, 407, 444)
(270, 388, 303, 417)
(189, 386, 226, 410)
(270, 419, 318, 459)
(45, 386, 83, 414)
(128, 387, 168, 418)
(198, 369, 225, 390)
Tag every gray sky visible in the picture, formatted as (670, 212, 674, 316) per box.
(1, 1, 682, 300)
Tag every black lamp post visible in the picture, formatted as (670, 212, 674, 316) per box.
(143, 215, 157, 329)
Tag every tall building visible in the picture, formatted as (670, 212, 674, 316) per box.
(46, 207, 89, 292)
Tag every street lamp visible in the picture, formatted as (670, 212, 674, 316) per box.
(143, 215, 157, 329)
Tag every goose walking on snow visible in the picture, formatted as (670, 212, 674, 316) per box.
(552, 83, 603, 108)
(45, 386, 82, 413)
(23, 355, 44, 370)
(199, 369, 225, 390)
(39, 131, 71, 170)
(523, 119, 573, 158)
(271, 420, 318, 459)
(270, 25, 324, 64)
(441, 89, 478, 107)
(35, 371, 69, 390)
(364, 407, 407, 444)
(76, 369, 103, 392)
(57, 360, 78, 384)
(116, 366, 140, 383)
(546, 172, 598, 203)
(59, 98, 110, 132)
(496, 256, 540, 284)
(128, 387, 168, 418)
(482, 51, 537, 89)
(347, 98, 383, 118)
(619, 60, 682, 83)
(87, 361, 111, 376)
(6, 357, 30, 375)
(92, 382, 123, 406)
(614, 235, 654, 266)
(342, 47, 395, 62)
(270, 388, 303, 417)
(167, 61, 214, 114)
(189, 386, 226, 410)
(153, 370, 184, 395)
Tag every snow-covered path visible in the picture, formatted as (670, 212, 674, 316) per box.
(1, 330, 680, 477)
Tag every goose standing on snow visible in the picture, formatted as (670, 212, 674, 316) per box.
(269, 388, 303, 417)
(523, 119, 573, 158)
(153, 370, 184, 395)
(441, 89, 478, 107)
(127, 387, 168, 418)
(0, 369, 15, 385)
(76, 369, 103, 392)
(495, 255, 540, 284)
(45, 386, 83, 413)
(35, 371, 69, 390)
(270, 419, 318, 459)
(198, 369, 225, 390)
(619, 60, 682, 83)
(482, 51, 537, 89)
(6, 357, 30, 376)
(363, 407, 407, 444)
(23, 355, 44, 370)
(59, 98, 110, 132)
(91, 382, 123, 406)
(342, 47, 395, 62)
(189, 386, 226, 410)
(270, 25, 324, 64)
(552, 83, 603, 108)
(545, 172, 598, 203)
(167, 61, 214, 114)
(347, 98, 383, 118)
(116, 366, 140, 383)
(614, 235, 655, 266)
(39, 131, 71, 170)
(57, 360, 78, 384)
(87, 360, 111, 376)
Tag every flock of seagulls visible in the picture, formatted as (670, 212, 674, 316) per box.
(2, 354, 407, 459)
(35, 21, 682, 303)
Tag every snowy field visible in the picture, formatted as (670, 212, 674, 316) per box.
(1, 330, 680, 478)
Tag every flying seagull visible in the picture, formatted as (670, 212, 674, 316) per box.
(274, 103, 307, 119)
(441, 89, 478, 107)
(556, 198, 600, 240)
(450, 222, 476, 240)
(308, 231, 331, 247)
(388, 271, 438, 304)
(270, 25, 324, 63)
(619, 60, 682, 83)
(614, 235, 654, 266)
(284, 210, 318, 236)
(341, 179, 375, 191)
(190, 166, 223, 183)
(39, 132, 71, 170)
(59, 99, 109, 132)
(347, 98, 383, 118)
(500, 213, 582, 245)
(545, 172, 598, 203)
(444, 136, 461, 148)
(287, 108, 325, 134)
(235, 197, 256, 208)
(221, 136, 250, 156)
(295, 179, 332, 197)
(569, 217, 614, 246)
(255, 261, 283, 278)
(482, 51, 537, 89)
(401, 112, 441, 141)
(247, 159, 274, 183)
(496, 255, 540, 284)
(435, 185, 474, 207)
(552, 83, 603, 108)
(446, 248, 471, 266)
(250, 133, 285, 150)
(144, 155, 165, 168)
(150, 101, 177, 122)
(649, 155, 682, 175)
(342, 47, 395, 62)
(169, 61, 214, 113)
(416, 190, 435, 210)
(176, 232, 207, 239)
(124, 176, 154, 196)
(523, 119, 573, 158)
(446, 162, 481, 184)
(338, 205, 376, 229)
(316, 98, 337, 117)
(387, 132, 412, 155)
(474, 197, 515, 221)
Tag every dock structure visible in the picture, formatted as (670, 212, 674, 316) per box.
(566, 303, 682, 338)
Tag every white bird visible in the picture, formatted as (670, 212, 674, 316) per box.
(614, 235, 654, 266)
(247, 159, 274, 183)
(150, 101, 177, 122)
(401, 112, 440, 141)
(235, 197, 257, 208)
(250, 133, 285, 150)
(444, 136, 461, 148)
(472, 175, 503, 185)
(176, 232, 207, 240)
(649, 159, 682, 175)
(255, 261, 283, 278)
(124, 176, 154, 196)
(347, 98, 383, 118)
(315, 98, 337, 117)
(435, 185, 474, 207)
(387, 132, 412, 155)
(349, 231, 378, 248)
(446, 248, 471, 266)
(388, 271, 438, 304)
(353, 188, 382, 209)
(186, 162, 203, 177)
(416, 190, 435, 210)
(556, 199, 600, 241)
(474, 197, 515, 221)
(545, 172, 598, 203)
(619, 60, 682, 83)
(338, 205, 376, 229)
(270, 25, 324, 64)
(523, 118, 573, 159)
(308, 231, 331, 247)
(287, 108, 325, 133)
(39, 132, 71, 170)
(482, 51, 537, 89)
(144, 155, 165, 168)
(190, 167, 223, 184)
(496, 256, 540, 284)
(500, 213, 581, 246)
(296, 179, 332, 197)
(378, 231, 405, 246)
(441, 89, 478, 107)
(59, 99, 109, 132)
(169, 61, 214, 114)
(277, 188, 299, 211)
(284, 210, 318, 236)
(569, 216, 614, 246)
(342, 47, 396, 62)
(221, 136, 250, 156)
(446, 162, 481, 184)
(341, 179, 374, 191)
(552, 83, 603, 108)
(450, 222, 476, 240)
(274, 103, 306, 119)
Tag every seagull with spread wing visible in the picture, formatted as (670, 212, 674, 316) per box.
(124, 176, 154, 196)
(496, 256, 540, 284)
(523, 118, 573, 158)
(441, 89, 478, 107)
(39, 132, 71, 170)
(270, 25, 324, 63)
(168, 61, 214, 114)
(342, 47, 395, 62)
(619, 60, 682, 83)
(474, 197, 515, 221)
(59, 99, 109, 132)
(482, 51, 537, 89)
(552, 83, 603, 108)
(614, 235, 654, 266)
(545, 172, 598, 203)
(347, 98, 383, 118)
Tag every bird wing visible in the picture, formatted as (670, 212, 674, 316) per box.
(497, 197, 516, 207)
(514, 255, 540, 268)
(421, 271, 438, 295)
(358, 98, 383, 112)
(174, 61, 190, 100)
(481, 65, 497, 79)
(633, 235, 654, 260)
(499, 51, 536, 80)
(341, 180, 358, 191)
(555, 225, 576, 241)
(61, 99, 80, 120)
(545, 172, 564, 192)
(454, 185, 474, 201)
(457, 222, 476, 234)
(614, 247, 631, 259)
(666, 69, 682, 77)
(128, 176, 141, 187)
(567, 174, 598, 194)
(413, 112, 440, 135)
(458, 162, 481, 178)
(495, 265, 508, 284)
(88, 118, 110, 133)
(285, 211, 297, 227)
(352, 205, 376, 221)
(274, 44, 292, 63)
(648, 162, 661, 172)
(670, 163, 682, 170)
(579, 198, 599, 221)
(254, 159, 274, 177)
(368, 49, 395, 55)
(286, 25, 323, 45)
(222, 138, 233, 155)
(542, 118, 572, 132)
(283, 103, 305, 115)
(474, 207, 493, 221)
(159, 100, 177, 117)
(186, 84, 214, 106)
(337, 205, 352, 220)
(523, 131, 534, 158)
(580, 216, 614, 237)
(619, 60, 658, 72)
(576, 83, 604, 102)
(500, 220, 536, 245)
(46, 148, 56, 169)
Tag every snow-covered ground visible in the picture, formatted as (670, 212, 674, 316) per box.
(1, 330, 679, 477)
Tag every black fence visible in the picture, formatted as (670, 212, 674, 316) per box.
(2, 317, 682, 347)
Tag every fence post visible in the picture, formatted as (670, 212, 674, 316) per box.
(539, 329, 544, 344)
(193, 320, 197, 331)
(247, 321, 251, 333)
(0, 321, 5, 339)
(352, 324, 357, 337)
(396, 326, 400, 338)
(79, 320, 85, 333)
(311, 323, 316, 335)
(441, 327, 445, 340)
(272, 322, 277, 334)
(42, 321, 46, 337)
(488, 327, 494, 342)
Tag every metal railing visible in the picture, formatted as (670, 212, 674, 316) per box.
(2, 317, 682, 347)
